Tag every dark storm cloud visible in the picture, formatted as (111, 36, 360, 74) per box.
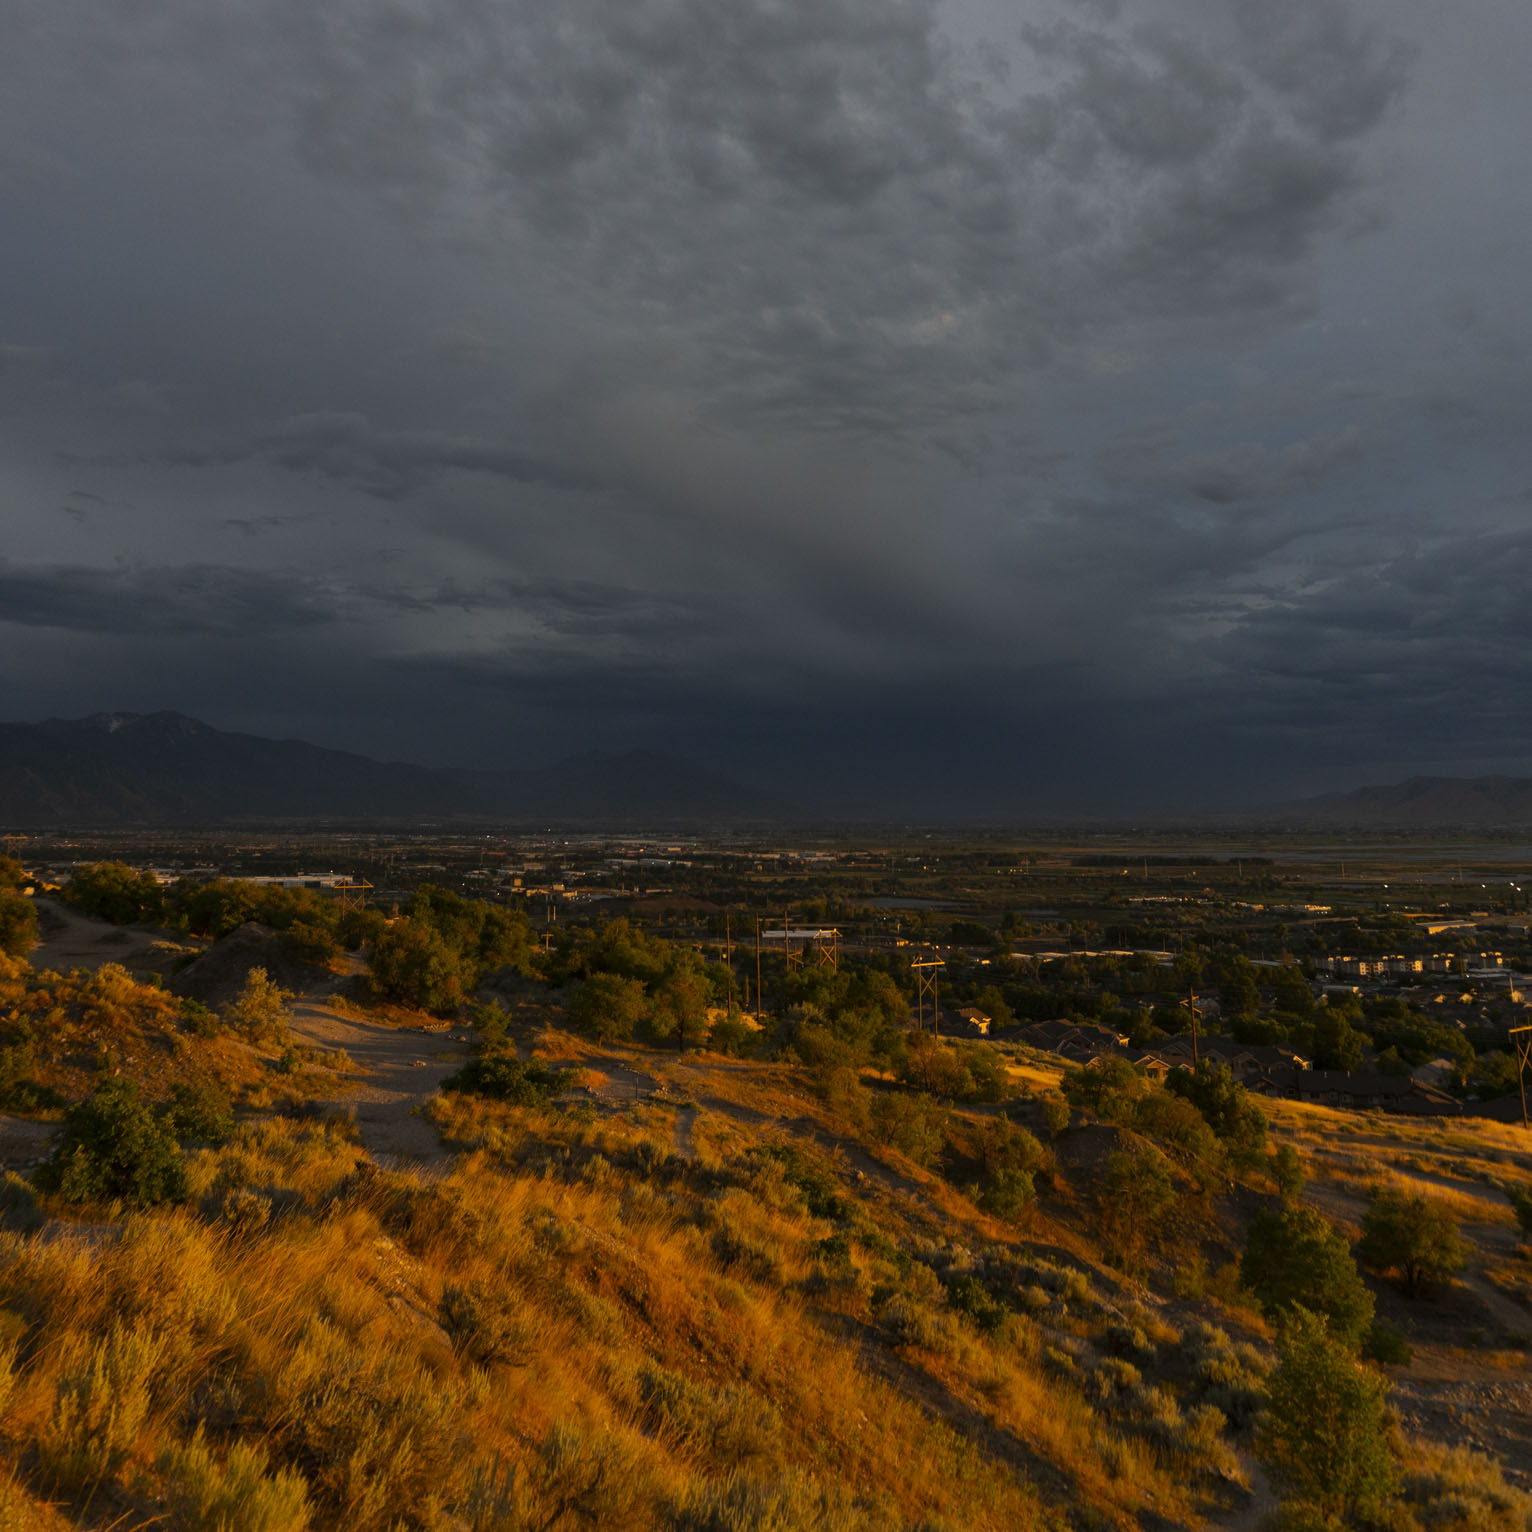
(0, 562, 340, 635)
(0, 0, 1528, 813)
(143, 412, 594, 501)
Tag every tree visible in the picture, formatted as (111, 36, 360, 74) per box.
(1313, 1009, 1366, 1072)
(0, 889, 37, 959)
(1271, 1143, 1305, 1204)
(1257, 1307, 1396, 1520)
(568, 972, 648, 1043)
(650, 969, 709, 1051)
(1357, 1188, 1469, 1298)
(224, 966, 294, 1044)
(37, 1078, 187, 1207)
(1240, 1205, 1374, 1349)
(62, 862, 164, 925)
(1099, 1146, 1176, 1259)
(370, 918, 465, 1015)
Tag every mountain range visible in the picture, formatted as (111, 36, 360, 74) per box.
(0, 712, 778, 826)
(1273, 775, 1532, 828)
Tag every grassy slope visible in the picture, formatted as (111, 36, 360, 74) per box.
(0, 960, 1529, 1527)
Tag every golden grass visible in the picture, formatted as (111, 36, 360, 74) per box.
(0, 1088, 1267, 1531)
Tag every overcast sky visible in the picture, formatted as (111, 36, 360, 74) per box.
(2, 0, 1529, 817)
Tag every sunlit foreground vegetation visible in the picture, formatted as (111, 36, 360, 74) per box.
(0, 863, 1530, 1528)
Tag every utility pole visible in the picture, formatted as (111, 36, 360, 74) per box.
(1511, 1025, 1532, 1130)
(755, 917, 763, 1022)
(1189, 988, 1201, 1065)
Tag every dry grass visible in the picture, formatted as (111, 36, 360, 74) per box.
(0, 1086, 1265, 1530)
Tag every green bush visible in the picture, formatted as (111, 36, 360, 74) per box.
(164, 1081, 234, 1146)
(978, 1166, 1035, 1220)
(443, 1053, 569, 1105)
(947, 1274, 1009, 1334)
(36, 1078, 188, 1206)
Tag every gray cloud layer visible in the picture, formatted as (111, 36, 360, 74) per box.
(1, 0, 1528, 814)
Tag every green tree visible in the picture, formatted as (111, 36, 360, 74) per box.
(1312, 1009, 1366, 1072)
(650, 969, 709, 1051)
(1257, 1307, 1396, 1520)
(37, 1078, 187, 1206)
(0, 855, 25, 889)
(370, 918, 465, 1014)
(1357, 1188, 1469, 1298)
(1166, 1059, 1269, 1167)
(1271, 1143, 1305, 1204)
(1240, 1204, 1374, 1348)
(63, 862, 165, 925)
(568, 972, 649, 1043)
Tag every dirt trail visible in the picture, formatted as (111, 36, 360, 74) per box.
(672, 1105, 698, 1161)
(285, 997, 470, 1169)
(27, 898, 187, 975)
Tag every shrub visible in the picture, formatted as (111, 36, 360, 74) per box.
(0, 1173, 43, 1234)
(370, 918, 466, 1014)
(978, 1166, 1035, 1220)
(1271, 1144, 1305, 1203)
(947, 1274, 1008, 1334)
(676, 1466, 876, 1531)
(37, 1078, 188, 1206)
(180, 997, 220, 1037)
(1358, 1188, 1470, 1298)
(867, 1091, 947, 1168)
(1507, 1182, 1532, 1238)
(40, 1323, 168, 1491)
(1040, 1096, 1070, 1138)
(443, 1053, 569, 1105)
(164, 1081, 235, 1146)
(0, 888, 37, 958)
(1257, 1307, 1397, 1520)
(224, 967, 293, 1045)
(159, 1433, 313, 1532)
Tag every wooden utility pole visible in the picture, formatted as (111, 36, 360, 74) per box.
(755, 917, 763, 1021)
(1511, 1025, 1532, 1129)
(912, 958, 945, 1035)
(1189, 988, 1202, 1065)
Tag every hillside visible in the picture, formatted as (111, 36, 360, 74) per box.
(0, 712, 777, 826)
(1279, 774, 1532, 827)
(0, 902, 1530, 1528)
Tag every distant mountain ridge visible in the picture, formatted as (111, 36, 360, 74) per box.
(1280, 774, 1532, 826)
(0, 712, 778, 826)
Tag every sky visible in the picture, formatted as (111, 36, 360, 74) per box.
(1, 0, 1529, 819)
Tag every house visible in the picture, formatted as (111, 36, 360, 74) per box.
(1247, 1068, 1461, 1115)
(952, 1007, 992, 1037)
(1018, 1019, 1130, 1056)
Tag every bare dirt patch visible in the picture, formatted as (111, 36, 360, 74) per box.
(284, 996, 470, 1169)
